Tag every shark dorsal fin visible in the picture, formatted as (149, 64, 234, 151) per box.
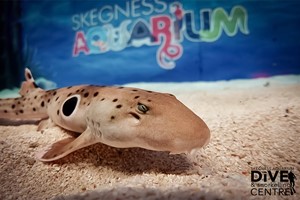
(19, 68, 43, 96)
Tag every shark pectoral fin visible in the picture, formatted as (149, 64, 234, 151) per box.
(37, 118, 56, 132)
(36, 128, 99, 162)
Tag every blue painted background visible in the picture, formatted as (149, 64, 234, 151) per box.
(21, 0, 300, 87)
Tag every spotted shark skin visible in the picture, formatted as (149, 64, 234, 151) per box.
(0, 68, 210, 162)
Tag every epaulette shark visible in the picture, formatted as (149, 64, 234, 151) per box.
(0, 68, 210, 162)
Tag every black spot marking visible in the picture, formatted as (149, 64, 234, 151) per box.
(62, 96, 78, 116)
(55, 97, 59, 101)
(118, 87, 124, 89)
(101, 98, 105, 101)
(67, 93, 72, 97)
(147, 99, 152, 102)
(34, 96, 37, 99)
(41, 101, 45, 107)
(111, 116, 115, 120)
(17, 101, 21, 105)
(12, 104, 15, 109)
(76, 89, 80, 93)
(20, 110, 24, 114)
(112, 98, 118, 102)
(53, 91, 57, 96)
(4, 110, 7, 113)
(134, 96, 140, 99)
(23, 98, 26, 101)
(67, 86, 73, 89)
(33, 82, 39, 88)
(80, 89, 85, 92)
(33, 108, 36, 112)
(93, 92, 99, 97)
(47, 99, 50, 103)
(57, 110, 59, 115)
(87, 103, 90, 106)
(84, 92, 89, 98)
(147, 91, 153, 93)
(130, 112, 140, 120)
(27, 72, 32, 79)
(116, 104, 122, 108)
(132, 89, 138, 92)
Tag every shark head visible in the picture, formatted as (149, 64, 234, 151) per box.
(86, 88, 210, 154)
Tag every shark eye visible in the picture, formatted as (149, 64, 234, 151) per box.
(137, 103, 149, 113)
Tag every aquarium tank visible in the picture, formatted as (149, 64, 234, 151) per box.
(1, 0, 300, 90)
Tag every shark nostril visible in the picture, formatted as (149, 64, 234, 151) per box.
(129, 112, 140, 120)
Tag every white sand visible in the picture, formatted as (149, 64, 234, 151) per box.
(0, 76, 299, 200)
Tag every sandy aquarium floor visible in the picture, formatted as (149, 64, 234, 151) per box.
(0, 75, 299, 200)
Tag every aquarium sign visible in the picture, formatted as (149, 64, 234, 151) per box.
(72, 1, 249, 69)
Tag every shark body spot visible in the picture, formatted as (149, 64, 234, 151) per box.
(93, 92, 99, 97)
(116, 105, 122, 108)
(84, 92, 89, 98)
(112, 98, 118, 102)
(33, 82, 39, 88)
(41, 101, 45, 107)
(26, 71, 32, 79)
